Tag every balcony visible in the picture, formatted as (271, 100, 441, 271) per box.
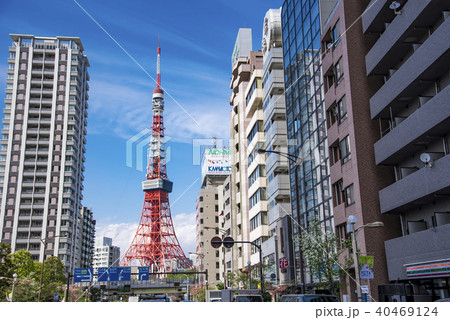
(374, 85, 450, 165)
(263, 47, 283, 75)
(263, 96, 286, 125)
(379, 154, 450, 214)
(370, 15, 450, 119)
(245, 88, 263, 118)
(265, 120, 287, 146)
(263, 69, 284, 99)
(366, 0, 448, 76)
(362, 0, 393, 34)
(265, 151, 289, 174)
(268, 203, 291, 225)
(384, 223, 450, 281)
(267, 174, 290, 200)
(248, 178, 267, 201)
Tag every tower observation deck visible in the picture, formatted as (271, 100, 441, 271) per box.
(121, 43, 192, 272)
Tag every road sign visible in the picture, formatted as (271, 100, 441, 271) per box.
(54, 292, 59, 302)
(74, 268, 93, 283)
(279, 257, 289, 269)
(361, 285, 369, 294)
(97, 267, 131, 282)
(223, 236, 234, 248)
(138, 266, 149, 281)
(211, 236, 222, 248)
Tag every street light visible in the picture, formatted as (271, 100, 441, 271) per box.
(38, 235, 61, 302)
(11, 273, 18, 302)
(347, 216, 384, 302)
(257, 148, 305, 292)
(189, 252, 207, 290)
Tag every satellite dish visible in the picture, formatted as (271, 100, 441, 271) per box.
(420, 153, 431, 163)
(389, 1, 400, 10)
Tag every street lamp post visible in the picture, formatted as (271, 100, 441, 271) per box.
(257, 148, 305, 291)
(11, 273, 18, 302)
(38, 235, 61, 302)
(347, 215, 384, 302)
(189, 252, 206, 293)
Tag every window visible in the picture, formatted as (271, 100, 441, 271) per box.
(331, 20, 341, 45)
(343, 184, 355, 207)
(339, 136, 351, 163)
(334, 57, 344, 85)
(249, 188, 266, 209)
(333, 180, 344, 207)
(248, 165, 266, 188)
(250, 212, 268, 231)
(200, 218, 204, 224)
(199, 196, 203, 202)
(215, 194, 218, 200)
(247, 121, 263, 145)
(337, 96, 347, 124)
(216, 262, 220, 269)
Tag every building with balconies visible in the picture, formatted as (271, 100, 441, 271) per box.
(361, 0, 450, 301)
(229, 29, 264, 274)
(260, 8, 294, 288)
(0, 34, 90, 274)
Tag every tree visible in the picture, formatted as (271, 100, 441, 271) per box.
(215, 282, 224, 290)
(9, 249, 39, 280)
(0, 243, 13, 301)
(298, 217, 352, 296)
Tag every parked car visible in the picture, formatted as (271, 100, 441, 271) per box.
(280, 294, 340, 302)
(233, 295, 263, 302)
(435, 298, 450, 302)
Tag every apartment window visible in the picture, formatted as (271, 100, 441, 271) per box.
(216, 262, 220, 269)
(249, 188, 266, 209)
(216, 250, 220, 257)
(250, 212, 268, 231)
(215, 194, 218, 200)
(331, 20, 341, 45)
(333, 180, 344, 207)
(249, 165, 266, 188)
(343, 184, 355, 207)
(199, 207, 203, 213)
(199, 196, 203, 202)
(216, 273, 220, 280)
(247, 121, 263, 145)
(334, 57, 344, 85)
(339, 136, 351, 163)
(337, 96, 347, 124)
(200, 218, 204, 224)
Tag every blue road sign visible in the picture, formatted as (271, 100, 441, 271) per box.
(54, 292, 59, 302)
(97, 267, 131, 282)
(74, 268, 93, 283)
(97, 267, 109, 282)
(138, 266, 149, 281)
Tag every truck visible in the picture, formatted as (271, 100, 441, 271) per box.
(206, 290, 222, 302)
(221, 289, 262, 302)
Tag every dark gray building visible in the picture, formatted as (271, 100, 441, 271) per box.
(363, 0, 450, 301)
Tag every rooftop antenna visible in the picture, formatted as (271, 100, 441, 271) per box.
(389, 1, 402, 15)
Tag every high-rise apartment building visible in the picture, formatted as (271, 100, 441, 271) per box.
(229, 29, 265, 274)
(0, 34, 89, 273)
(361, 0, 450, 301)
(78, 206, 95, 268)
(281, 0, 334, 291)
(93, 236, 120, 269)
(260, 8, 294, 287)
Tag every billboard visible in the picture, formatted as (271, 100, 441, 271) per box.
(201, 148, 232, 180)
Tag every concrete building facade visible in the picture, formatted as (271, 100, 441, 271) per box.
(260, 8, 294, 287)
(229, 29, 265, 274)
(78, 206, 95, 268)
(362, 0, 450, 301)
(0, 34, 89, 273)
(93, 236, 120, 269)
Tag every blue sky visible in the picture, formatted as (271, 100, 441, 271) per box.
(0, 0, 281, 255)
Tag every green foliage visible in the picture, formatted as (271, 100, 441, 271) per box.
(215, 282, 224, 290)
(9, 249, 39, 280)
(226, 270, 258, 289)
(0, 243, 13, 301)
(42, 256, 66, 285)
(298, 217, 352, 296)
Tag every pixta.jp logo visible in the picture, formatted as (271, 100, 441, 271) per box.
(126, 128, 172, 172)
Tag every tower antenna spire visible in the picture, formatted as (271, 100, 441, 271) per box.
(121, 39, 191, 271)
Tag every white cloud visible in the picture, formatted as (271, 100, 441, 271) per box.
(88, 78, 230, 143)
(95, 211, 196, 262)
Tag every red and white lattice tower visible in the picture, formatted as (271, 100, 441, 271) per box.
(121, 43, 192, 272)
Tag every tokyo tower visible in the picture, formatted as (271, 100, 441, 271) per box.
(121, 42, 192, 272)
